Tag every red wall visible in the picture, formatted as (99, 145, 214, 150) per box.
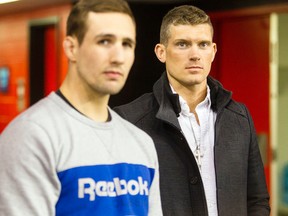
(218, 16, 270, 134)
(0, 4, 71, 132)
(211, 12, 271, 190)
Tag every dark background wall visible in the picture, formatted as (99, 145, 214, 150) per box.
(109, 3, 179, 107)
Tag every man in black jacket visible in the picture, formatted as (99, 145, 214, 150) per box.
(114, 5, 270, 216)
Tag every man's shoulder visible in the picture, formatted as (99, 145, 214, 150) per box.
(113, 92, 156, 123)
(225, 99, 249, 118)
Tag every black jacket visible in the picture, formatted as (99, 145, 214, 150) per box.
(114, 72, 270, 216)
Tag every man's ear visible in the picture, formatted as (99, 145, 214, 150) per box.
(154, 43, 166, 63)
(211, 42, 217, 62)
(63, 36, 78, 62)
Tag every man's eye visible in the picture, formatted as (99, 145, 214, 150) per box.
(98, 39, 110, 45)
(177, 42, 187, 48)
(123, 41, 133, 48)
(199, 42, 210, 48)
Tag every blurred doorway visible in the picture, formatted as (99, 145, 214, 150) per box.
(29, 17, 59, 106)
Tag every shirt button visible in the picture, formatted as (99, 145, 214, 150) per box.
(190, 177, 198, 184)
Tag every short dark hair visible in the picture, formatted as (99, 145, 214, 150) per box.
(160, 5, 213, 45)
(66, 0, 135, 45)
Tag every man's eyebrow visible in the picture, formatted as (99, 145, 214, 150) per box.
(123, 37, 136, 45)
(199, 39, 211, 42)
(173, 39, 191, 43)
(94, 34, 136, 44)
(94, 33, 115, 39)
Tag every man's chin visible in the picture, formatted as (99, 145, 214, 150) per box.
(108, 87, 124, 96)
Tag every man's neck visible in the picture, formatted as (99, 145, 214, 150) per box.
(59, 83, 110, 122)
(172, 83, 207, 113)
(185, 88, 207, 114)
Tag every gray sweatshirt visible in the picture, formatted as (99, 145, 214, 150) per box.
(0, 92, 162, 216)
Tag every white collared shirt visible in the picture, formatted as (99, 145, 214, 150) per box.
(171, 85, 218, 216)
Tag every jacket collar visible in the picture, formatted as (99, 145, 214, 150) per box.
(207, 76, 232, 112)
(153, 72, 233, 125)
(153, 72, 181, 128)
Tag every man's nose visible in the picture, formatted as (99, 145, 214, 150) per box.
(188, 46, 201, 61)
(110, 44, 125, 64)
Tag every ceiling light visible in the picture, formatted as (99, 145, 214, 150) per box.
(0, 0, 19, 4)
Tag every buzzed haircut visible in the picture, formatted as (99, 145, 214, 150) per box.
(160, 5, 213, 45)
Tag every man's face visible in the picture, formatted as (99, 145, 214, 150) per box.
(73, 12, 136, 96)
(156, 23, 216, 90)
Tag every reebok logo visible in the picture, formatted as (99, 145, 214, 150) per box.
(78, 177, 149, 201)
